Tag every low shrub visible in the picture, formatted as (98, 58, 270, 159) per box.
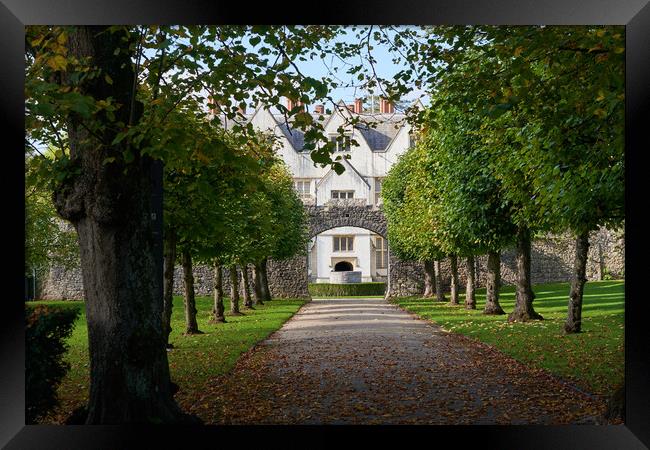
(26, 304, 79, 424)
(308, 282, 386, 297)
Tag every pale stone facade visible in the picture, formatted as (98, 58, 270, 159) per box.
(245, 99, 417, 283)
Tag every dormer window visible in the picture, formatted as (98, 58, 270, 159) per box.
(331, 190, 354, 199)
(330, 134, 351, 152)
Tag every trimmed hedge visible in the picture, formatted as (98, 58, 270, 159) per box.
(26, 304, 79, 424)
(308, 282, 386, 297)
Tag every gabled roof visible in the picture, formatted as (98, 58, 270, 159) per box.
(231, 99, 417, 153)
(322, 100, 354, 131)
(354, 117, 405, 151)
(316, 158, 370, 189)
(276, 122, 305, 150)
(377, 99, 424, 153)
(246, 104, 305, 152)
(342, 158, 371, 188)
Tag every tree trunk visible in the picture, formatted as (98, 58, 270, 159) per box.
(465, 255, 476, 309)
(484, 250, 505, 315)
(598, 241, 605, 280)
(423, 259, 434, 297)
(260, 257, 272, 302)
(434, 260, 446, 302)
(241, 265, 253, 308)
(50, 26, 194, 423)
(229, 265, 242, 315)
(252, 262, 265, 305)
(181, 250, 201, 334)
(449, 255, 459, 305)
(508, 227, 543, 322)
(565, 231, 590, 333)
(211, 261, 226, 323)
(162, 227, 177, 348)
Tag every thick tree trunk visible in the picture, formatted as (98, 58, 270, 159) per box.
(229, 265, 242, 315)
(181, 250, 201, 334)
(211, 261, 226, 323)
(241, 265, 253, 309)
(50, 26, 194, 423)
(449, 255, 459, 305)
(434, 260, 446, 302)
(260, 257, 272, 302)
(252, 262, 265, 305)
(423, 259, 435, 298)
(484, 250, 505, 315)
(162, 227, 177, 348)
(465, 255, 476, 309)
(508, 227, 543, 322)
(565, 231, 590, 333)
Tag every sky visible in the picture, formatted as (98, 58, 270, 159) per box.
(183, 25, 431, 114)
(286, 26, 429, 109)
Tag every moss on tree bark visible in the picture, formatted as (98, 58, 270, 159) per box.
(565, 231, 590, 333)
(449, 255, 460, 305)
(423, 259, 435, 298)
(508, 227, 543, 322)
(465, 255, 476, 309)
(484, 250, 505, 315)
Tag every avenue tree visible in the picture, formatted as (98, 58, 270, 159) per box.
(421, 105, 517, 314)
(382, 143, 448, 302)
(25, 24, 363, 423)
(419, 26, 624, 325)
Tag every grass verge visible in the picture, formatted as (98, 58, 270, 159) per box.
(391, 280, 624, 398)
(27, 296, 308, 423)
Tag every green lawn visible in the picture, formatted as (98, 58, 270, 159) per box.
(310, 295, 385, 299)
(27, 296, 308, 423)
(392, 280, 624, 398)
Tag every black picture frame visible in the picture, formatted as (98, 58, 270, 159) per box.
(3, 1, 648, 448)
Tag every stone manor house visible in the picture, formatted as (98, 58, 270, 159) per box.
(236, 97, 418, 284)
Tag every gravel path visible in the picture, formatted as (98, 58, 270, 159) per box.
(192, 298, 605, 425)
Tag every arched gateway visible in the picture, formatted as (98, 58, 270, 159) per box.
(264, 204, 425, 299)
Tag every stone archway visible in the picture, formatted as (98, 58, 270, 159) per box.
(307, 204, 388, 239)
(238, 204, 425, 300)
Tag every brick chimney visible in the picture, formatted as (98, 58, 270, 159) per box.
(354, 98, 363, 114)
(207, 95, 220, 115)
(287, 98, 303, 112)
(380, 97, 394, 114)
(314, 104, 324, 114)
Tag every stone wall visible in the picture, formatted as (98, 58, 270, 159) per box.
(39, 256, 311, 301)
(385, 227, 625, 298)
(266, 254, 310, 299)
(167, 257, 310, 299)
(38, 227, 624, 301)
(385, 257, 424, 298)
(38, 266, 84, 300)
